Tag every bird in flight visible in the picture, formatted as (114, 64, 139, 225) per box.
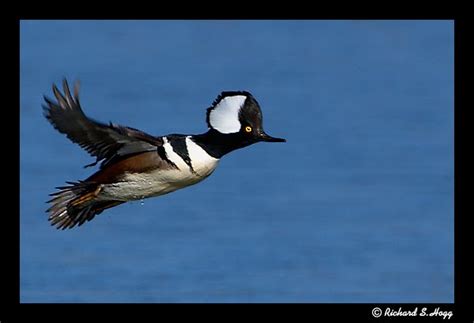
(43, 79, 286, 229)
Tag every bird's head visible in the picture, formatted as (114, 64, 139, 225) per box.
(206, 91, 286, 149)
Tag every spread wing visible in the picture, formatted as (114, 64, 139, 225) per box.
(43, 79, 163, 169)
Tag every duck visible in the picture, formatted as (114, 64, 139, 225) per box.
(43, 79, 285, 229)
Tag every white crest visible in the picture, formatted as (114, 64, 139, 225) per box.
(208, 95, 246, 134)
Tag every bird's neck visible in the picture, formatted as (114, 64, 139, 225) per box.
(191, 130, 250, 159)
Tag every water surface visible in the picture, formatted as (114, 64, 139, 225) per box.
(20, 20, 454, 302)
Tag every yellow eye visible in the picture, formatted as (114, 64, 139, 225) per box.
(245, 126, 252, 133)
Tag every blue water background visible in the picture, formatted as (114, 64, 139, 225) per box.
(20, 20, 454, 302)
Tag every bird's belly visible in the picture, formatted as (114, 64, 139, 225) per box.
(99, 162, 218, 201)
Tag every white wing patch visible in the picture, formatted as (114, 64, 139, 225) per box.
(208, 95, 246, 134)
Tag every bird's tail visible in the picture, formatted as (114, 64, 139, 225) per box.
(46, 181, 123, 230)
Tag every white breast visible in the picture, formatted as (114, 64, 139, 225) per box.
(100, 137, 219, 201)
(185, 136, 219, 176)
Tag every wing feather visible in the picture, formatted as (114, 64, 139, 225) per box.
(43, 79, 163, 168)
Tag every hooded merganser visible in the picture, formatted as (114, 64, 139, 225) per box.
(43, 79, 286, 229)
